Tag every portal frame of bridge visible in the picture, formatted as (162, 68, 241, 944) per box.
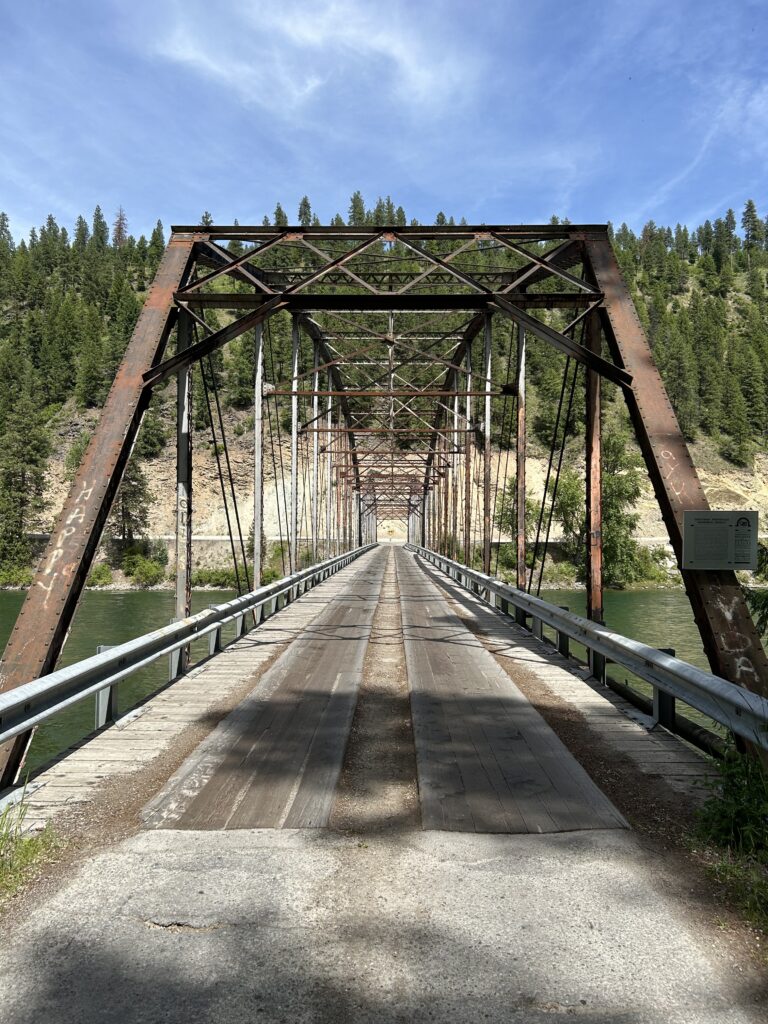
(1, 223, 767, 786)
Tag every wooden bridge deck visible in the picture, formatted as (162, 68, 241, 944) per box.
(22, 544, 715, 838)
(144, 546, 626, 834)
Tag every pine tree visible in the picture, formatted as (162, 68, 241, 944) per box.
(721, 376, 753, 466)
(105, 284, 141, 378)
(91, 205, 109, 249)
(112, 207, 128, 248)
(75, 306, 104, 407)
(108, 460, 151, 544)
(273, 203, 288, 227)
(348, 191, 366, 226)
(73, 215, 90, 253)
(298, 196, 312, 227)
(0, 350, 50, 572)
(742, 199, 761, 267)
(200, 211, 214, 227)
(0, 212, 13, 300)
(147, 219, 165, 270)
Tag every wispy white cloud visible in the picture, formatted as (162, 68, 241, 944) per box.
(141, 0, 481, 119)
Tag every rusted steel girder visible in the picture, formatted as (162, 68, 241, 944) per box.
(0, 232, 202, 786)
(585, 236, 768, 698)
(585, 309, 604, 624)
(181, 290, 600, 308)
(171, 223, 607, 240)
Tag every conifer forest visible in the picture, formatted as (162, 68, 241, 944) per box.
(0, 195, 767, 604)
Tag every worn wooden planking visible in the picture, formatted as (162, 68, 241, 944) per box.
(399, 549, 626, 835)
(16, 550, 382, 835)
(416, 554, 716, 803)
(144, 550, 388, 830)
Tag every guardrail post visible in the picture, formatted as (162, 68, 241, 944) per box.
(515, 605, 526, 627)
(652, 648, 676, 730)
(208, 606, 222, 656)
(234, 613, 244, 639)
(557, 607, 570, 657)
(168, 619, 184, 681)
(590, 650, 606, 685)
(532, 616, 543, 641)
(95, 645, 117, 728)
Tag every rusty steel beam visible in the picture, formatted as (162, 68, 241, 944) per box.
(270, 390, 499, 397)
(491, 296, 632, 390)
(585, 237, 768, 699)
(516, 327, 527, 597)
(172, 223, 607, 239)
(0, 232, 202, 786)
(179, 292, 599, 311)
(144, 296, 288, 388)
(585, 310, 604, 624)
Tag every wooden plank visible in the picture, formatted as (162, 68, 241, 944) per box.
(149, 551, 387, 830)
(400, 548, 627, 834)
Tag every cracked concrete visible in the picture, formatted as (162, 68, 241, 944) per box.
(0, 828, 765, 1023)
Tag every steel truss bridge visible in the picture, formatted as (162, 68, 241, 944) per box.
(0, 223, 767, 787)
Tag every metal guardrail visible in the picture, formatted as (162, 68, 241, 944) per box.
(0, 544, 376, 749)
(407, 544, 768, 752)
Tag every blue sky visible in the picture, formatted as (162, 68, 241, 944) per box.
(2, 0, 767, 240)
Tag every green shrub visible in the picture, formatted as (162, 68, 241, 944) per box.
(260, 567, 279, 585)
(695, 746, 768, 928)
(64, 430, 91, 481)
(191, 568, 240, 588)
(128, 557, 165, 587)
(0, 564, 33, 587)
(86, 563, 113, 587)
(696, 747, 768, 857)
(117, 540, 168, 574)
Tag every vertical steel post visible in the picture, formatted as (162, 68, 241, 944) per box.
(290, 315, 299, 573)
(441, 437, 449, 556)
(464, 341, 473, 565)
(515, 326, 527, 625)
(585, 311, 604, 624)
(335, 425, 342, 556)
(483, 312, 493, 575)
(452, 390, 459, 560)
(253, 323, 263, 588)
(326, 371, 333, 557)
(311, 341, 319, 563)
(174, 309, 193, 674)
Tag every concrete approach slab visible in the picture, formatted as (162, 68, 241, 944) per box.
(0, 827, 763, 1024)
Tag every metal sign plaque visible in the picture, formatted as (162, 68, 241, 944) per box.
(682, 511, 758, 571)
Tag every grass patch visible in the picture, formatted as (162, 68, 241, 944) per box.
(0, 790, 57, 900)
(694, 745, 768, 931)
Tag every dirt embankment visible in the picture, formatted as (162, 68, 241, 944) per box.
(39, 400, 768, 557)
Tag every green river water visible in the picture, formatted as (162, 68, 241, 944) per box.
(0, 584, 709, 776)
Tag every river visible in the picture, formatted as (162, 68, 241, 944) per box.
(0, 585, 710, 775)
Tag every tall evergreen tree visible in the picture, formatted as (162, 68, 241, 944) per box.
(91, 205, 109, 249)
(112, 207, 128, 248)
(741, 199, 762, 267)
(273, 202, 288, 227)
(348, 191, 366, 226)
(0, 347, 50, 572)
(147, 219, 165, 270)
(297, 196, 312, 227)
(75, 306, 104, 407)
